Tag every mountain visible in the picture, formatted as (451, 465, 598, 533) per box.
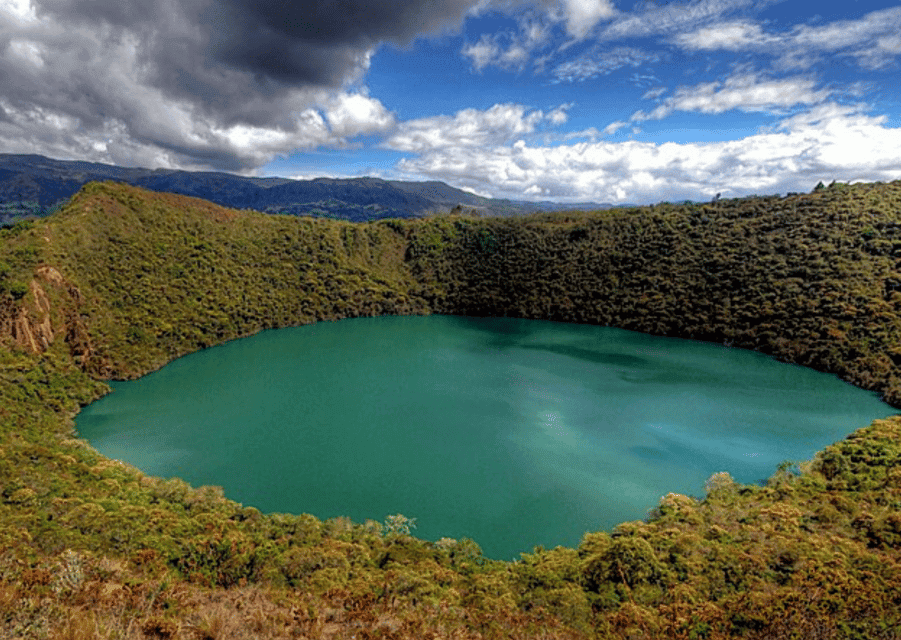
(5, 179, 901, 637)
(0, 153, 612, 225)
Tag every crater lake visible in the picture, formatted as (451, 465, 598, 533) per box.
(75, 315, 895, 559)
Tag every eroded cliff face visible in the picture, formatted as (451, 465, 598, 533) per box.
(0, 265, 94, 368)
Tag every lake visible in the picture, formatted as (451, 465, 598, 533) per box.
(76, 315, 894, 559)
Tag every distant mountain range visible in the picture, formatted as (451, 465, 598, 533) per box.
(0, 154, 612, 225)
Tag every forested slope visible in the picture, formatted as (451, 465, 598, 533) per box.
(408, 182, 901, 404)
(1, 180, 900, 639)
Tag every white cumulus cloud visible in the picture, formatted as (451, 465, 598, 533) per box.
(391, 103, 901, 204)
(323, 93, 396, 139)
(461, 34, 502, 71)
(558, 0, 617, 40)
(385, 103, 562, 153)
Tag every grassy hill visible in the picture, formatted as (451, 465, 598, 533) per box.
(1, 180, 901, 638)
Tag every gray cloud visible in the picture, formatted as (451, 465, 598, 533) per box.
(35, 0, 480, 94)
(1, 0, 483, 170)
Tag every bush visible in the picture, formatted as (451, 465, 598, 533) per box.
(5, 280, 28, 299)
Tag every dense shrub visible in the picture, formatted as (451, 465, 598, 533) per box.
(2, 181, 901, 638)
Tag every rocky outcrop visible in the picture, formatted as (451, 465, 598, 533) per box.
(0, 265, 94, 367)
(0, 287, 46, 353)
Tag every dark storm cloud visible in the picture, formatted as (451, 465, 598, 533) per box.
(1, 0, 485, 170)
(35, 0, 481, 92)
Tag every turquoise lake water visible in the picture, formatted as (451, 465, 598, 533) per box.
(75, 315, 895, 559)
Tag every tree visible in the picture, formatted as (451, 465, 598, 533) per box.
(383, 514, 416, 537)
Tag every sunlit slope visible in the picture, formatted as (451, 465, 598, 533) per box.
(1, 179, 901, 638)
(32, 182, 431, 377)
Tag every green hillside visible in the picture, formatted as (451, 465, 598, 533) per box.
(1, 181, 901, 639)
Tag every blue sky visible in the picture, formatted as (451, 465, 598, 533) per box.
(2, 0, 901, 204)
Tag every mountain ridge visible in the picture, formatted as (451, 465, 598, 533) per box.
(0, 153, 613, 225)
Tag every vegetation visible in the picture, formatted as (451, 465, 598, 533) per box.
(0, 200, 55, 227)
(1, 180, 901, 638)
(1, 153, 601, 223)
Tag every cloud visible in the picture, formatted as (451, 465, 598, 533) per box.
(520, 11, 552, 47)
(467, 0, 781, 80)
(546, 104, 570, 125)
(597, 0, 768, 41)
(551, 122, 624, 143)
(672, 20, 775, 51)
(0, 14, 398, 171)
(461, 31, 534, 71)
(552, 46, 661, 82)
(557, 0, 617, 40)
(462, 1, 623, 74)
(602, 120, 628, 136)
(641, 87, 666, 100)
(789, 7, 901, 55)
(630, 73, 831, 121)
(878, 35, 901, 55)
(324, 93, 396, 139)
(0, 0, 483, 170)
(384, 103, 560, 152)
(673, 7, 901, 70)
(461, 6, 554, 72)
(34, 0, 483, 88)
(1, 0, 37, 21)
(391, 102, 901, 204)
(461, 34, 503, 71)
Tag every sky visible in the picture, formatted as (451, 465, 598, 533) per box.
(1, 0, 901, 204)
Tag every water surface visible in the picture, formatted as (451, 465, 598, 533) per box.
(76, 316, 894, 559)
